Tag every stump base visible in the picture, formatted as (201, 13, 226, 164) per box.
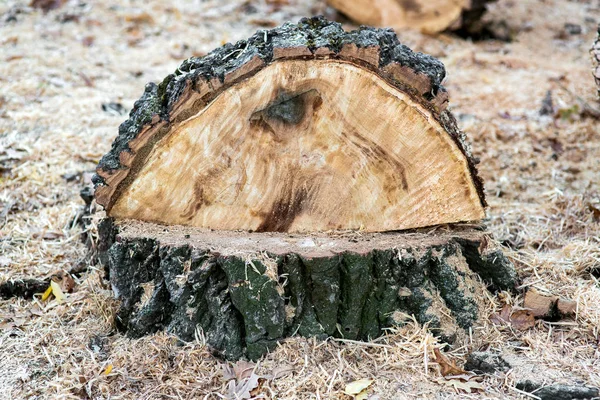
(99, 219, 516, 360)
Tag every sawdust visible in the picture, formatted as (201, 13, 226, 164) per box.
(1, 0, 599, 398)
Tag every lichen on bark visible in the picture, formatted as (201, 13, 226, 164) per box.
(100, 221, 517, 360)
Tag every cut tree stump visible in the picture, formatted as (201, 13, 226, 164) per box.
(99, 219, 515, 360)
(93, 17, 516, 360)
(325, 0, 495, 34)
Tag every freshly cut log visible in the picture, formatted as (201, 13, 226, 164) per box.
(92, 18, 516, 360)
(325, 0, 494, 34)
(99, 219, 516, 360)
(93, 17, 485, 234)
(593, 25, 600, 98)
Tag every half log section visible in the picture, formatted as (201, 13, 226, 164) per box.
(325, 0, 495, 34)
(93, 17, 517, 360)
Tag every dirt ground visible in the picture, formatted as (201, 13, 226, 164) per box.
(1, 0, 599, 399)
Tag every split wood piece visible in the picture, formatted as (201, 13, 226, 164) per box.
(93, 17, 485, 233)
(99, 219, 517, 360)
(325, 0, 494, 34)
(593, 25, 600, 99)
(523, 288, 576, 320)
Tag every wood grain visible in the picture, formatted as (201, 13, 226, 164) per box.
(109, 59, 485, 233)
(326, 0, 472, 34)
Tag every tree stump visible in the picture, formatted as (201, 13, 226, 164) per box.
(93, 17, 516, 360)
(325, 0, 494, 34)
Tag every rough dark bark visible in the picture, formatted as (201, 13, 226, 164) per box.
(593, 25, 600, 99)
(0, 279, 50, 299)
(92, 16, 485, 213)
(456, 0, 497, 35)
(516, 381, 599, 400)
(100, 220, 516, 360)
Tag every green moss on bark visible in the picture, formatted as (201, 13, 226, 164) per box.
(103, 225, 516, 360)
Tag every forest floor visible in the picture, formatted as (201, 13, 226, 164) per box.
(1, 0, 599, 398)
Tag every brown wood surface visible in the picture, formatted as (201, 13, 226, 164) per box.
(326, 0, 472, 34)
(107, 59, 484, 233)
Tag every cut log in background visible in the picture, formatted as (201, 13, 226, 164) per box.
(93, 17, 516, 360)
(325, 0, 495, 34)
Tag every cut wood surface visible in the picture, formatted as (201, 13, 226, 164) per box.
(99, 219, 517, 360)
(325, 0, 493, 34)
(93, 17, 485, 233)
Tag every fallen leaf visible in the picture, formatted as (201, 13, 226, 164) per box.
(249, 377, 268, 397)
(510, 310, 535, 331)
(271, 364, 294, 380)
(226, 373, 260, 400)
(30, 0, 66, 13)
(30, 304, 44, 316)
(355, 391, 369, 400)
(436, 377, 485, 393)
(344, 379, 374, 396)
(490, 304, 535, 331)
(433, 348, 466, 377)
(53, 271, 75, 293)
(490, 304, 512, 325)
(233, 360, 255, 381)
(42, 230, 64, 240)
(103, 364, 113, 375)
(50, 280, 66, 302)
(0, 321, 16, 330)
(221, 363, 235, 381)
(41, 286, 53, 301)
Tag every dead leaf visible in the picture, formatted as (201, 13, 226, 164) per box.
(355, 391, 368, 400)
(41, 286, 53, 301)
(42, 230, 64, 240)
(30, 0, 66, 13)
(433, 348, 466, 377)
(50, 280, 66, 302)
(435, 377, 485, 393)
(271, 364, 294, 380)
(0, 321, 16, 330)
(233, 360, 255, 381)
(103, 364, 113, 375)
(490, 304, 535, 331)
(52, 271, 75, 293)
(510, 310, 536, 331)
(344, 379, 374, 397)
(249, 377, 268, 397)
(30, 304, 44, 316)
(226, 373, 260, 400)
(221, 363, 235, 381)
(490, 304, 512, 325)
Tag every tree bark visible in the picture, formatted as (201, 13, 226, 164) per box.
(593, 25, 600, 99)
(99, 219, 516, 360)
